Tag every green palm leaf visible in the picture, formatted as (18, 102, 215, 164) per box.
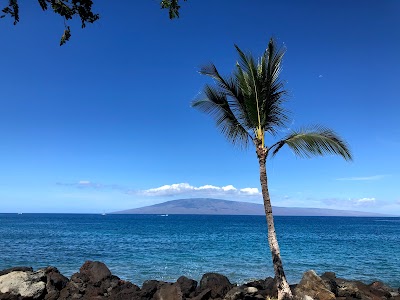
(234, 39, 290, 137)
(192, 84, 251, 148)
(234, 45, 263, 129)
(260, 39, 289, 135)
(270, 126, 353, 161)
(199, 64, 253, 130)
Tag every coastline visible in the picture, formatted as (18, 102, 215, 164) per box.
(2, 214, 400, 289)
(1, 261, 399, 300)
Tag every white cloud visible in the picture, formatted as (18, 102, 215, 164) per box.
(57, 180, 121, 190)
(144, 183, 192, 195)
(336, 175, 386, 181)
(354, 197, 376, 206)
(139, 183, 261, 198)
(222, 185, 236, 191)
(322, 197, 377, 208)
(58, 180, 262, 201)
(75, 180, 105, 188)
(78, 180, 91, 185)
(197, 184, 220, 190)
(240, 187, 260, 195)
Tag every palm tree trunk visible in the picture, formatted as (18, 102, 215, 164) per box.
(256, 143, 293, 300)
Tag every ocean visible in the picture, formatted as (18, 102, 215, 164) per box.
(0, 214, 399, 287)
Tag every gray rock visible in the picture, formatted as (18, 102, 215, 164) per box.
(245, 295, 264, 300)
(320, 272, 336, 280)
(245, 287, 258, 294)
(223, 286, 244, 300)
(191, 288, 211, 300)
(294, 270, 336, 300)
(107, 281, 141, 300)
(224, 285, 266, 300)
(334, 277, 395, 300)
(244, 277, 277, 298)
(58, 272, 87, 299)
(155, 283, 183, 300)
(368, 281, 394, 298)
(0, 270, 46, 299)
(0, 267, 33, 277)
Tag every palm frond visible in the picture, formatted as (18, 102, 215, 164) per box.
(234, 44, 269, 133)
(232, 40, 290, 136)
(269, 125, 352, 161)
(260, 38, 290, 135)
(192, 84, 251, 148)
(199, 63, 254, 131)
(234, 61, 259, 129)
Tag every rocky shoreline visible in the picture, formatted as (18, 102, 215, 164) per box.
(0, 261, 399, 300)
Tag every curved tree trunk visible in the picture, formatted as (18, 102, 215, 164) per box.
(256, 143, 293, 300)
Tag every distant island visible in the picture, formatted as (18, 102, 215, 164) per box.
(112, 198, 393, 217)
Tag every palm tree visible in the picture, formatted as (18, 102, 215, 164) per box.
(192, 38, 352, 300)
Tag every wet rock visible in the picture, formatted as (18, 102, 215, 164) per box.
(0, 269, 46, 299)
(176, 276, 197, 298)
(294, 270, 336, 300)
(43, 267, 69, 300)
(199, 273, 233, 299)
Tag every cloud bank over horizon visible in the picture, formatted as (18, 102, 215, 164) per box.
(54, 180, 399, 214)
(321, 197, 377, 207)
(137, 183, 261, 198)
(336, 175, 386, 181)
(57, 180, 262, 200)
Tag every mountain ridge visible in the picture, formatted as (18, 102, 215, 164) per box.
(112, 198, 393, 217)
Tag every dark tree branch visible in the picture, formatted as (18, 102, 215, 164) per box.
(160, 0, 187, 19)
(2, 0, 187, 45)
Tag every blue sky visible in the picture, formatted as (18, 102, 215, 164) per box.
(1, 1, 399, 214)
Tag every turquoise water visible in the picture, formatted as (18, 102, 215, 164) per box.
(0, 214, 399, 287)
